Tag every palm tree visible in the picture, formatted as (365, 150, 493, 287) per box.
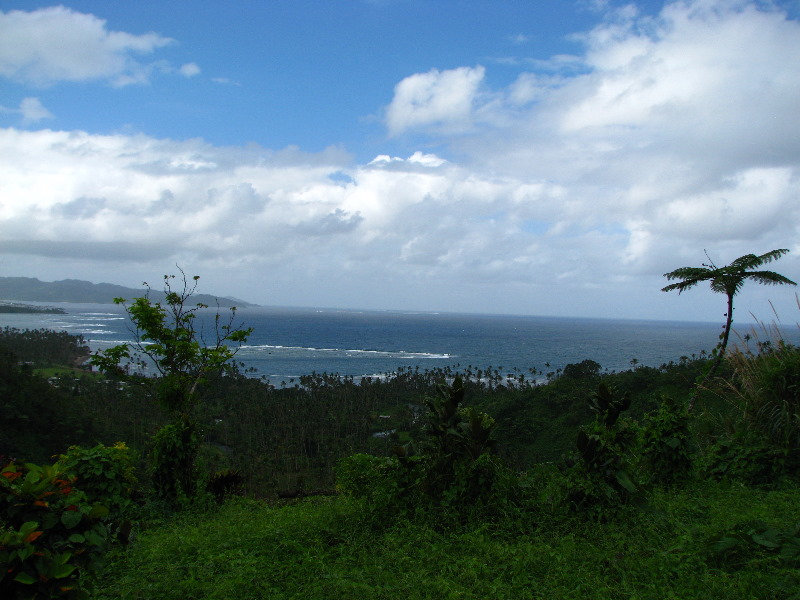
(662, 249, 796, 410)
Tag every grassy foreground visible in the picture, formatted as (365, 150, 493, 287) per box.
(96, 480, 800, 600)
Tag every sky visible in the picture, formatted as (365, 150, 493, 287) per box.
(1, 0, 800, 323)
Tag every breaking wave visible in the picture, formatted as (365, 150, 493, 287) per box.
(239, 344, 451, 360)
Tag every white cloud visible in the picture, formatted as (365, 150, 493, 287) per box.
(19, 97, 54, 123)
(0, 97, 54, 123)
(2, 0, 799, 321)
(179, 62, 201, 77)
(211, 77, 240, 86)
(509, 33, 531, 44)
(385, 66, 486, 136)
(374, 0, 800, 316)
(0, 6, 174, 87)
(0, 127, 573, 304)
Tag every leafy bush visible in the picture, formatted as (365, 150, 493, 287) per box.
(415, 377, 498, 501)
(91, 272, 252, 507)
(637, 395, 694, 486)
(0, 460, 110, 599)
(559, 383, 639, 512)
(149, 420, 201, 505)
(702, 432, 798, 486)
(706, 520, 800, 570)
(335, 453, 409, 517)
(56, 443, 138, 545)
(337, 377, 518, 525)
(726, 339, 800, 453)
(56, 443, 138, 517)
(702, 335, 800, 485)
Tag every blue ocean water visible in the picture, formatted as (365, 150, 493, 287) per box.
(1, 303, 797, 384)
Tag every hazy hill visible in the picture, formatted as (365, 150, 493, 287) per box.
(0, 277, 256, 308)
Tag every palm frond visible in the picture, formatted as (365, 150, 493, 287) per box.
(661, 267, 713, 293)
(664, 250, 795, 295)
(757, 248, 790, 264)
(729, 253, 760, 270)
(663, 266, 713, 281)
(662, 280, 702, 293)
(746, 271, 797, 287)
(731, 248, 789, 269)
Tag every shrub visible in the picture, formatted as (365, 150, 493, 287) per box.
(726, 339, 800, 454)
(0, 460, 110, 599)
(559, 383, 639, 512)
(706, 520, 800, 570)
(637, 395, 694, 486)
(56, 443, 138, 518)
(335, 453, 410, 517)
(90, 272, 252, 507)
(702, 432, 798, 486)
(337, 377, 518, 525)
(56, 443, 138, 544)
(149, 420, 201, 505)
(704, 333, 800, 484)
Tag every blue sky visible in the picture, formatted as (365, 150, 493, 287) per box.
(1, 0, 621, 158)
(1, 0, 800, 322)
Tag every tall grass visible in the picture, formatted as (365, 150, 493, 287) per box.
(722, 297, 800, 450)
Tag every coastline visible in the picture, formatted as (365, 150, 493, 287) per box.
(0, 302, 66, 315)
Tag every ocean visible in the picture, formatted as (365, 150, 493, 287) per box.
(1, 303, 796, 384)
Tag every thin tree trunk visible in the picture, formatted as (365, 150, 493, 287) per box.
(689, 292, 734, 412)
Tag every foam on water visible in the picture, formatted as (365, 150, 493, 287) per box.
(240, 344, 450, 360)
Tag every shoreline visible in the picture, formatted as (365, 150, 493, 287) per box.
(0, 302, 66, 315)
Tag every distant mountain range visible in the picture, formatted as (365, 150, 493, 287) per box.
(0, 277, 256, 308)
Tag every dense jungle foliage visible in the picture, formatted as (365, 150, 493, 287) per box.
(1, 318, 799, 598)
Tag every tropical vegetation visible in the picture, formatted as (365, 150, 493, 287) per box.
(1, 261, 799, 599)
(662, 248, 796, 410)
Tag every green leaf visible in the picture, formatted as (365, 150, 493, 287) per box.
(84, 529, 106, 547)
(751, 530, 782, 549)
(52, 563, 77, 579)
(615, 470, 637, 493)
(19, 521, 39, 536)
(14, 572, 37, 585)
(712, 536, 741, 553)
(41, 512, 59, 530)
(61, 510, 82, 529)
(88, 504, 109, 519)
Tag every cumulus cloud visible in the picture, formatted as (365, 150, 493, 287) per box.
(19, 97, 54, 123)
(387, 2, 800, 268)
(2, 0, 799, 320)
(377, 0, 799, 314)
(0, 6, 174, 86)
(0, 127, 565, 300)
(385, 66, 486, 136)
(0, 97, 54, 124)
(179, 62, 201, 77)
